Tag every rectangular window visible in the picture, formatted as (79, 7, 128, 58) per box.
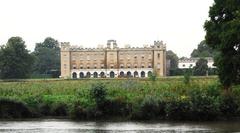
(158, 53, 160, 58)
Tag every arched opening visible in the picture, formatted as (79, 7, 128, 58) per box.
(72, 72, 77, 79)
(134, 71, 138, 77)
(141, 71, 145, 78)
(100, 72, 105, 78)
(120, 71, 124, 77)
(127, 71, 131, 78)
(93, 72, 98, 78)
(86, 72, 91, 78)
(148, 71, 153, 77)
(110, 71, 115, 78)
(79, 72, 84, 78)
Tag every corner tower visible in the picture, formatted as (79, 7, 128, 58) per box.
(60, 42, 71, 78)
(153, 40, 166, 76)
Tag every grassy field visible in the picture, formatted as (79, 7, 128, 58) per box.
(0, 76, 240, 120)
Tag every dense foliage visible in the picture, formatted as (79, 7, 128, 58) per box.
(191, 40, 216, 58)
(166, 50, 179, 70)
(33, 37, 60, 78)
(0, 37, 34, 79)
(0, 78, 240, 120)
(193, 58, 208, 76)
(204, 0, 240, 88)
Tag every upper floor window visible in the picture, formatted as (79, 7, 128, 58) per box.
(87, 56, 90, 61)
(73, 65, 76, 69)
(110, 64, 114, 69)
(101, 64, 104, 69)
(148, 64, 152, 68)
(120, 64, 124, 68)
(158, 53, 160, 58)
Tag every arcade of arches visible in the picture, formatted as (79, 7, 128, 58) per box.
(72, 71, 153, 78)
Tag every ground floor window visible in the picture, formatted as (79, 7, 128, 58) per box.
(72, 72, 77, 78)
(110, 71, 115, 78)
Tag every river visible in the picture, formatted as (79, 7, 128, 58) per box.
(0, 119, 240, 133)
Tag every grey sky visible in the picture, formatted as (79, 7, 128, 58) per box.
(0, 0, 214, 57)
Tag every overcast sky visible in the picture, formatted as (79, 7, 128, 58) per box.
(0, 0, 214, 57)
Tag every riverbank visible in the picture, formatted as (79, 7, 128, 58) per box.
(0, 77, 240, 121)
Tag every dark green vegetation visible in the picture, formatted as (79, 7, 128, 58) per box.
(0, 37, 60, 79)
(193, 58, 208, 76)
(32, 37, 60, 78)
(0, 37, 34, 79)
(205, 0, 240, 89)
(191, 40, 216, 58)
(1, 78, 240, 120)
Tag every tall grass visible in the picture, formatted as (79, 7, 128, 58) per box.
(0, 77, 239, 120)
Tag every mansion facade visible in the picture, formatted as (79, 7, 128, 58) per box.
(60, 40, 167, 78)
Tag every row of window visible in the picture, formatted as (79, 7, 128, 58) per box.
(72, 71, 153, 78)
(72, 64, 153, 69)
(181, 64, 193, 67)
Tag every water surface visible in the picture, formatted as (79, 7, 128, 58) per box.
(0, 119, 240, 133)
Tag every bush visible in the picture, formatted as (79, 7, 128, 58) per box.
(219, 95, 239, 117)
(149, 73, 157, 81)
(165, 99, 193, 120)
(183, 69, 191, 84)
(102, 97, 132, 117)
(38, 103, 52, 116)
(140, 96, 161, 120)
(0, 98, 32, 118)
(70, 104, 88, 119)
(190, 89, 220, 120)
(51, 103, 68, 116)
(90, 83, 107, 110)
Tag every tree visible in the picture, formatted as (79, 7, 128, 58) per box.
(204, 0, 240, 89)
(33, 37, 60, 77)
(191, 40, 215, 57)
(193, 58, 208, 76)
(0, 37, 34, 79)
(166, 50, 179, 69)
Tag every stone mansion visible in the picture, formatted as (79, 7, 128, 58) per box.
(60, 40, 167, 78)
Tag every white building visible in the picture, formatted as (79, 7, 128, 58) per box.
(178, 57, 215, 69)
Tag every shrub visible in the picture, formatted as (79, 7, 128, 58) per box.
(219, 95, 239, 117)
(149, 72, 157, 81)
(90, 83, 107, 110)
(70, 104, 88, 119)
(51, 103, 68, 116)
(165, 99, 193, 120)
(0, 98, 32, 118)
(38, 103, 52, 116)
(190, 89, 220, 120)
(102, 97, 131, 117)
(183, 69, 191, 84)
(140, 96, 160, 120)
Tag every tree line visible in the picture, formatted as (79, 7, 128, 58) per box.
(0, 37, 60, 79)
